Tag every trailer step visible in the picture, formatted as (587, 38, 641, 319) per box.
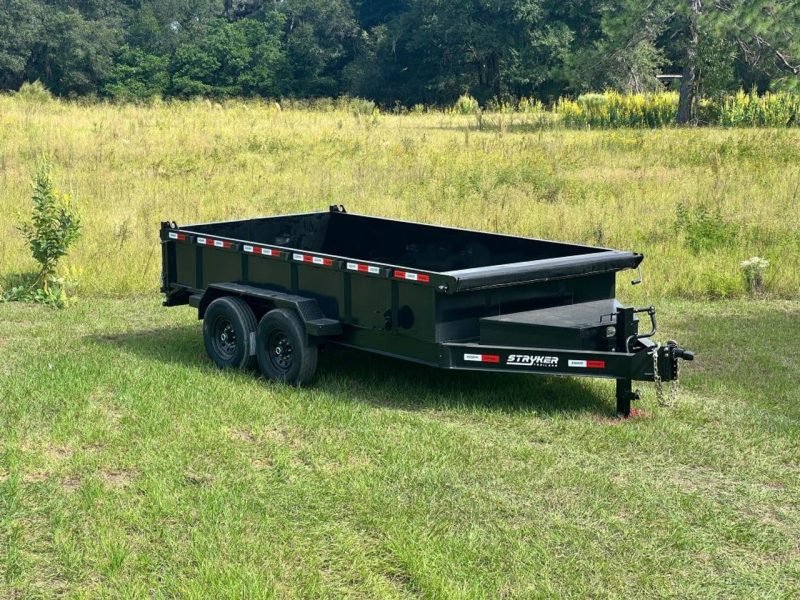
(305, 318, 342, 336)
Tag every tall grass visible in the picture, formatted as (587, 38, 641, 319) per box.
(0, 95, 798, 300)
(716, 90, 800, 127)
(444, 90, 800, 128)
(554, 90, 800, 128)
(556, 91, 679, 128)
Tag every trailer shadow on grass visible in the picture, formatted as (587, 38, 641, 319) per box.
(89, 325, 616, 418)
(315, 346, 615, 417)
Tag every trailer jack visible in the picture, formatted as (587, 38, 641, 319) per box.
(616, 379, 641, 418)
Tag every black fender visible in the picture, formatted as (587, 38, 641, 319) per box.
(194, 283, 342, 337)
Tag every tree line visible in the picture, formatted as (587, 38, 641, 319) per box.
(1, 1, 798, 121)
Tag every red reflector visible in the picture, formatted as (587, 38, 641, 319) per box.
(393, 270, 430, 283)
(482, 354, 501, 363)
(293, 253, 333, 266)
(196, 237, 232, 249)
(587, 360, 606, 369)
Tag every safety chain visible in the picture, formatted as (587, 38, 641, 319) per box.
(652, 343, 679, 408)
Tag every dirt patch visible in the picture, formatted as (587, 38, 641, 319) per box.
(185, 471, 214, 486)
(60, 476, 81, 492)
(230, 428, 257, 443)
(23, 471, 49, 483)
(100, 468, 134, 489)
(592, 408, 650, 425)
(48, 445, 73, 461)
(252, 457, 274, 470)
(20, 440, 74, 461)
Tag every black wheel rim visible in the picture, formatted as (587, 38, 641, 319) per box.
(212, 317, 237, 359)
(268, 330, 293, 372)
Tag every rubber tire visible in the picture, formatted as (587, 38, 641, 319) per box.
(203, 296, 258, 370)
(256, 308, 318, 386)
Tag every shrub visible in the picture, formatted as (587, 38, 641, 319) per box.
(741, 256, 769, 296)
(453, 94, 480, 115)
(336, 96, 377, 116)
(718, 90, 800, 127)
(674, 202, 736, 254)
(555, 91, 678, 128)
(8, 162, 82, 307)
(518, 97, 545, 113)
(15, 81, 53, 103)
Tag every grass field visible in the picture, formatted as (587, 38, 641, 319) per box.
(1, 298, 798, 597)
(1, 98, 799, 597)
(1, 97, 799, 300)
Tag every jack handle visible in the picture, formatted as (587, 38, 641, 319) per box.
(626, 306, 657, 352)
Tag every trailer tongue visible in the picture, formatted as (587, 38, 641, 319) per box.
(161, 205, 693, 417)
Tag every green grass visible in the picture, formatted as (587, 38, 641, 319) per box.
(1, 297, 798, 597)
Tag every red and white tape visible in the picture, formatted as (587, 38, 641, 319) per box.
(243, 245, 279, 257)
(464, 353, 501, 364)
(568, 359, 606, 369)
(293, 253, 334, 267)
(197, 237, 233, 249)
(346, 262, 381, 275)
(393, 270, 430, 283)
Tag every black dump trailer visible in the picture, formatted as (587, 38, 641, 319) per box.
(160, 206, 693, 417)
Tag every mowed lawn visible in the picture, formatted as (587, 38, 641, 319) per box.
(1, 297, 798, 598)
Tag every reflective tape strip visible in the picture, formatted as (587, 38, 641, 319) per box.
(293, 253, 333, 267)
(346, 262, 381, 275)
(393, 270, 431, 283)
(168, 232, 186, 241)
(243, 245, 279, 257)
(568, 359, 606, 369)
(464, 353, 501, 364)
(196, 237, 233, 249)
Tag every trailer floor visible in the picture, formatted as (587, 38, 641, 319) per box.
(1, 297, 798, 598)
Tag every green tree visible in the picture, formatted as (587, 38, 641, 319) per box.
(24, 6, 121, 96)
(103, 45, 170, 101)
(0, 0, 41, 90)
(347, 0, 573, 105)
(674, 0, 800, 123)
(277, 0, 359, 97)
(563, 0, 671, 94)
(169, 17, 285, 98)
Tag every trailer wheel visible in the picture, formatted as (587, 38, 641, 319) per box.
(203, 296, 258, 370)
(256, 309, 318, 386)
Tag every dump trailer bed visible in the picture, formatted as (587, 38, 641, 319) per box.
(160, 206, 693, 416)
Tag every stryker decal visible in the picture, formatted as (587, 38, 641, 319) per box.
(506, 355, 559, 367)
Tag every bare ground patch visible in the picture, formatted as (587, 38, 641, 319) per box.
(100, 468, 135, 489)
